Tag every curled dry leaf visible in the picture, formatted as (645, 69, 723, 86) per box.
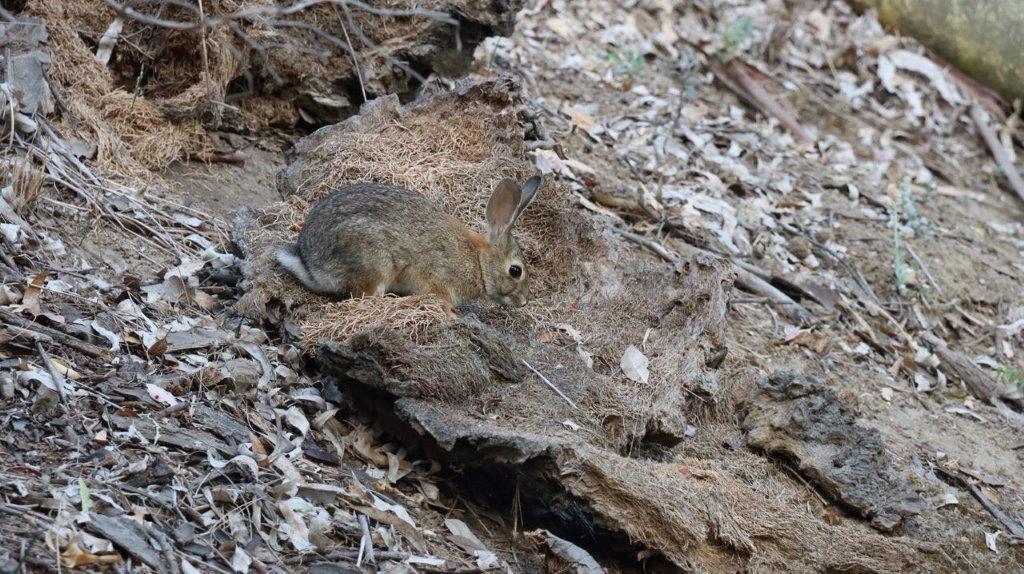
(278, 497, 314, 552)
(61, 540, 123, 568)
(283, 406, 310, 436)
(90, 320, 121, 351)
(620, 345, 650, 384)
(12, 269, 49, 316)
(231, 547, 252, 573)
(145, 383, 179, 406)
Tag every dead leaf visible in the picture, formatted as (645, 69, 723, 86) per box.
(545, 17, 573, 38)
(886, 50, 962, 106)
(386, 451, 412, 483)
(527, 529, 603, 574)
(61, 540, 122, 568)
(147, 337, 168, 357)
(278, 497, 314, 551)
(192, 289, 218, 310)
(445, 519, 500, 569)
(12, 269, 49, 316)
(349, 425, 388, 467)
(282, 406, 310, 436)
(564, 104, 598, 136)
(95, 17, 123, 65)
(985, 531, 999, 553)
(146, 383, 179, 407)
(620, 345, 649, 384)
(90, 320, 121, 351)
(532, 149, 575, 177)
(231, 547, 252, 573)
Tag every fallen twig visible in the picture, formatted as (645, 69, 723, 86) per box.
(969, 103, 1024, 205)
(522, 359, 579, 410)
(734, 268, 814, 324)
(711, 58, 814, 144)
(934, 463, 1024, 538)
(0, 307, 107, 358)
(969, 483, 1024, 538)
(0, 237, 24, 280)
(283, 550, 409, 565)
(616, 229, 678, 265)
(920, 332, 1001, 402)
(904, 244, 944, 295)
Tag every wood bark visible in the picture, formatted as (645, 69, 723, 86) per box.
(857, 0, 1024, 101)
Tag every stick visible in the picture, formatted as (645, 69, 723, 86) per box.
(935, 464, 1024, 538)
(0, 308, 107, 358)
(522, 359, 579, 410)
(616, 229, 678, 265)
(197, 0, 211, 87)
(970, 103, 1024, 204)
(734, 268, 814, 324)
(904, 244, 944, 295)
(711, 58, 813, 143)
(968, 483, 1024, 538)
(0, 236, 23, 280)
(920, 332, 1000, 401)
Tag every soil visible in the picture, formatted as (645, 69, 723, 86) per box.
(185, 0, 1024, 566)
(161, 140, 288, 221)
(4, 0, 1024, 572)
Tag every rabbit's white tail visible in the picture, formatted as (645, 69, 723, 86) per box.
(276, 244, 322, 292)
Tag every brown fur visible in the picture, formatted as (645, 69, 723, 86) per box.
(276, 178, 542, 307)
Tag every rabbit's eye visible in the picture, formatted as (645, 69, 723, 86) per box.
(508, 265, 523, 279)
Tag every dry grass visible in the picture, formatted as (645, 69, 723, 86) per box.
(300, 294, 450, 350)
(29, 0, 464, 177)
(28, 0, 220, 176)
(2, 157, 45, 213)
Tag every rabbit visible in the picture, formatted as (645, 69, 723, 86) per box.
(276, 176, 543, 309)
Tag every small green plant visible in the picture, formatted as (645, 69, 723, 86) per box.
(603, 50, 644, 78)
(719, 15, 753, 60)
(130, 64, 146, 112)
(993, 363, 1023, 388)
(890, 206, 911, 297)
(890, 182, 936, 297)
(898, 182, 932, 237)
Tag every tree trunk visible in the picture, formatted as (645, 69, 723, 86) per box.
(858, 0, 1024, 102)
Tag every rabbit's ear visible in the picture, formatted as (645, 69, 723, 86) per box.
(487, 178, 522, 241)
(515, 176, 542, 220)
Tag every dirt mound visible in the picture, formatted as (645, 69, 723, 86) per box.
(743, 372, 926, 532)
(232, 74, 952, 571)
(26, 0, 523, 175)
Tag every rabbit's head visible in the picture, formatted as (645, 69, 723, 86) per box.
(480, 176, 543, 307)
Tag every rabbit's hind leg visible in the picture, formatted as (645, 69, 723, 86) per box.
(347, 271, 387, 299)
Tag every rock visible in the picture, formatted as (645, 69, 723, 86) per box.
(742, 371, 925, 531)
(787, 236, 813, 259)
(0, 18, 55, 116)
(643, 386, 688, 447)
(221, 358, 261, 392)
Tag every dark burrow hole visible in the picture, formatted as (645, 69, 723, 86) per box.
(334, 379, 684, 573)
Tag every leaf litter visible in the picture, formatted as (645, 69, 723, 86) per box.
(3, 0, 1024, 572)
